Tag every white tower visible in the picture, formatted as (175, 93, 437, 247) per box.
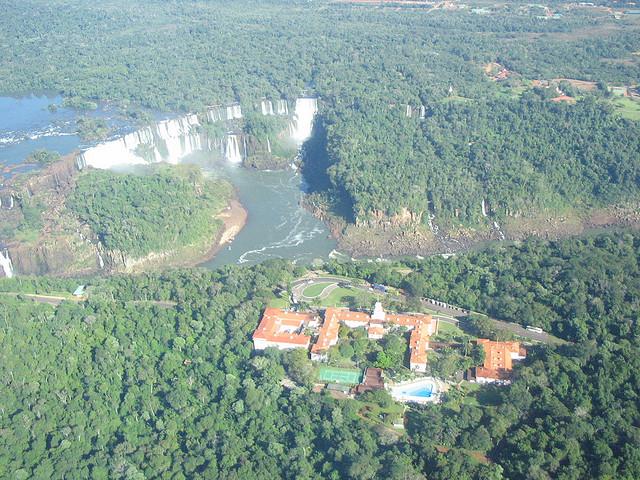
(371, 302, 386, 322)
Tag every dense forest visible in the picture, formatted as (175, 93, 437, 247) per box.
(2, 0, 639, 231)
(2, 232, 640, 478)
(68, 165, 231, 258)
(316, 93, 640, 226)
(328, 231, 640, 343)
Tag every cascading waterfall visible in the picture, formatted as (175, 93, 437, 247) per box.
(289, 98, 318, 144)
(406, 105, 412, 118)
(275, 99, 289, 115)
(419, 105, 426, 119)
(206, 105, 226, 123)
(481, 199, 488, 217)
(225, 134, 243, 163)
(226, 104, 243, 120)
(493, 221, 506, 240)
(0, 249, 14, 278)
(78, 114, 201, 169)
(261, 99, 275, 116)
(76, 97, 317, 170)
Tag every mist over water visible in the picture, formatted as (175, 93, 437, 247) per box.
(1, 95, 336, 269)
(192, 151, 336, 267)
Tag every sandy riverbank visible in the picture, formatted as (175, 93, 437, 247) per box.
(214, 198, 248, 249)
(188, 196, 248, 268)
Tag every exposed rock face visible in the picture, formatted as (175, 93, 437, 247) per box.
(356, 208, 424, 230)
(7, 236, 101, 276)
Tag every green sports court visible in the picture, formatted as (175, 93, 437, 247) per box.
(318, 367, 363, 385)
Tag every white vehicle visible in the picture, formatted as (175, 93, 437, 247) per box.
(526, 326, 544, 334)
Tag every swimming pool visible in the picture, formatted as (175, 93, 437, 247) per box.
(390, 378, 439, 403)
(397, 383, 433, 398)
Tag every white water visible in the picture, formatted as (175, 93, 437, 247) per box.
(275, 99, 289, 116)
(289, 98, 318, 144)
(226, 104, 242, 120)
(97, 252, 105, 269)
(406, 105, 412, 118)
(78, 114, 201, 169)
(420, 105, 426, 119)
(427, 214, 439, 236)
(225, 134, 243, 163)
(0, 249, 13, 278)
(261, 99, 275, 116)
(481, 199, 488, 217)
(493, 221, 506, 240)
(77, 97, 316, 170)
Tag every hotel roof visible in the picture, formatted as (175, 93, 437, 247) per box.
(475, 339, 526, 379)
(408, 320, 431, 366)
(311, 308, 341, 353)
(253, 307, 314, 346)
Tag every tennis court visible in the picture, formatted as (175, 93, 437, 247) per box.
(318, 367, 363, 385)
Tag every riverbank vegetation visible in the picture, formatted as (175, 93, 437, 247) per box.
(68, 166, 231, 258)
(2, 231, 640, 478)
(2, 1, 639, 241)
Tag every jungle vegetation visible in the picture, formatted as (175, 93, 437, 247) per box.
(2, 1, 640, 227)
(2, 232, 640, 478)
(67, 165, 231, 258)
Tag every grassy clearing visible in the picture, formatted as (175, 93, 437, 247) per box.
(317, 287, 376, 308)
(612, 97, 640, 121)
(436, 320, 465, 338)
(302, 282, 334, 298)
(267, 297, 290, 309)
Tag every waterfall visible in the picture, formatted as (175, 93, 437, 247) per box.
(226, 104, 242, 120)
(289, 98, 318, 144)
(266, 137, 271, 153)
(481, 199, 488, 217)
(225, 134, 242, 163)
(0, 249, 14, 278)
(261, 99, 275, 116)
(78, 113, 201, 169)
(406, 105, 412, 118)
(275, 99, 289, 115)
(493, 221, 506, 240)
(419, 105, 426, 119)
(206, 105, 226, 123)
(427, 214, 439, 236)
(97, 252, 105, 269)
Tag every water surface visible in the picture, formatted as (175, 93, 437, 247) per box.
(1, 95, 336, 268)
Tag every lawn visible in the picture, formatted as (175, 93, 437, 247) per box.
(612, 97, 640, 121)
(435, 320, 466, 339)
(317, 287, 376, 308)
(267, 297, 290, 309)
(302, 282, 334, 298)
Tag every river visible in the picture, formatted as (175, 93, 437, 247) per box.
(0, 95, 336, 269)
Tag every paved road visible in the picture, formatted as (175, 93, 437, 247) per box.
(291, 275, 567, 345)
